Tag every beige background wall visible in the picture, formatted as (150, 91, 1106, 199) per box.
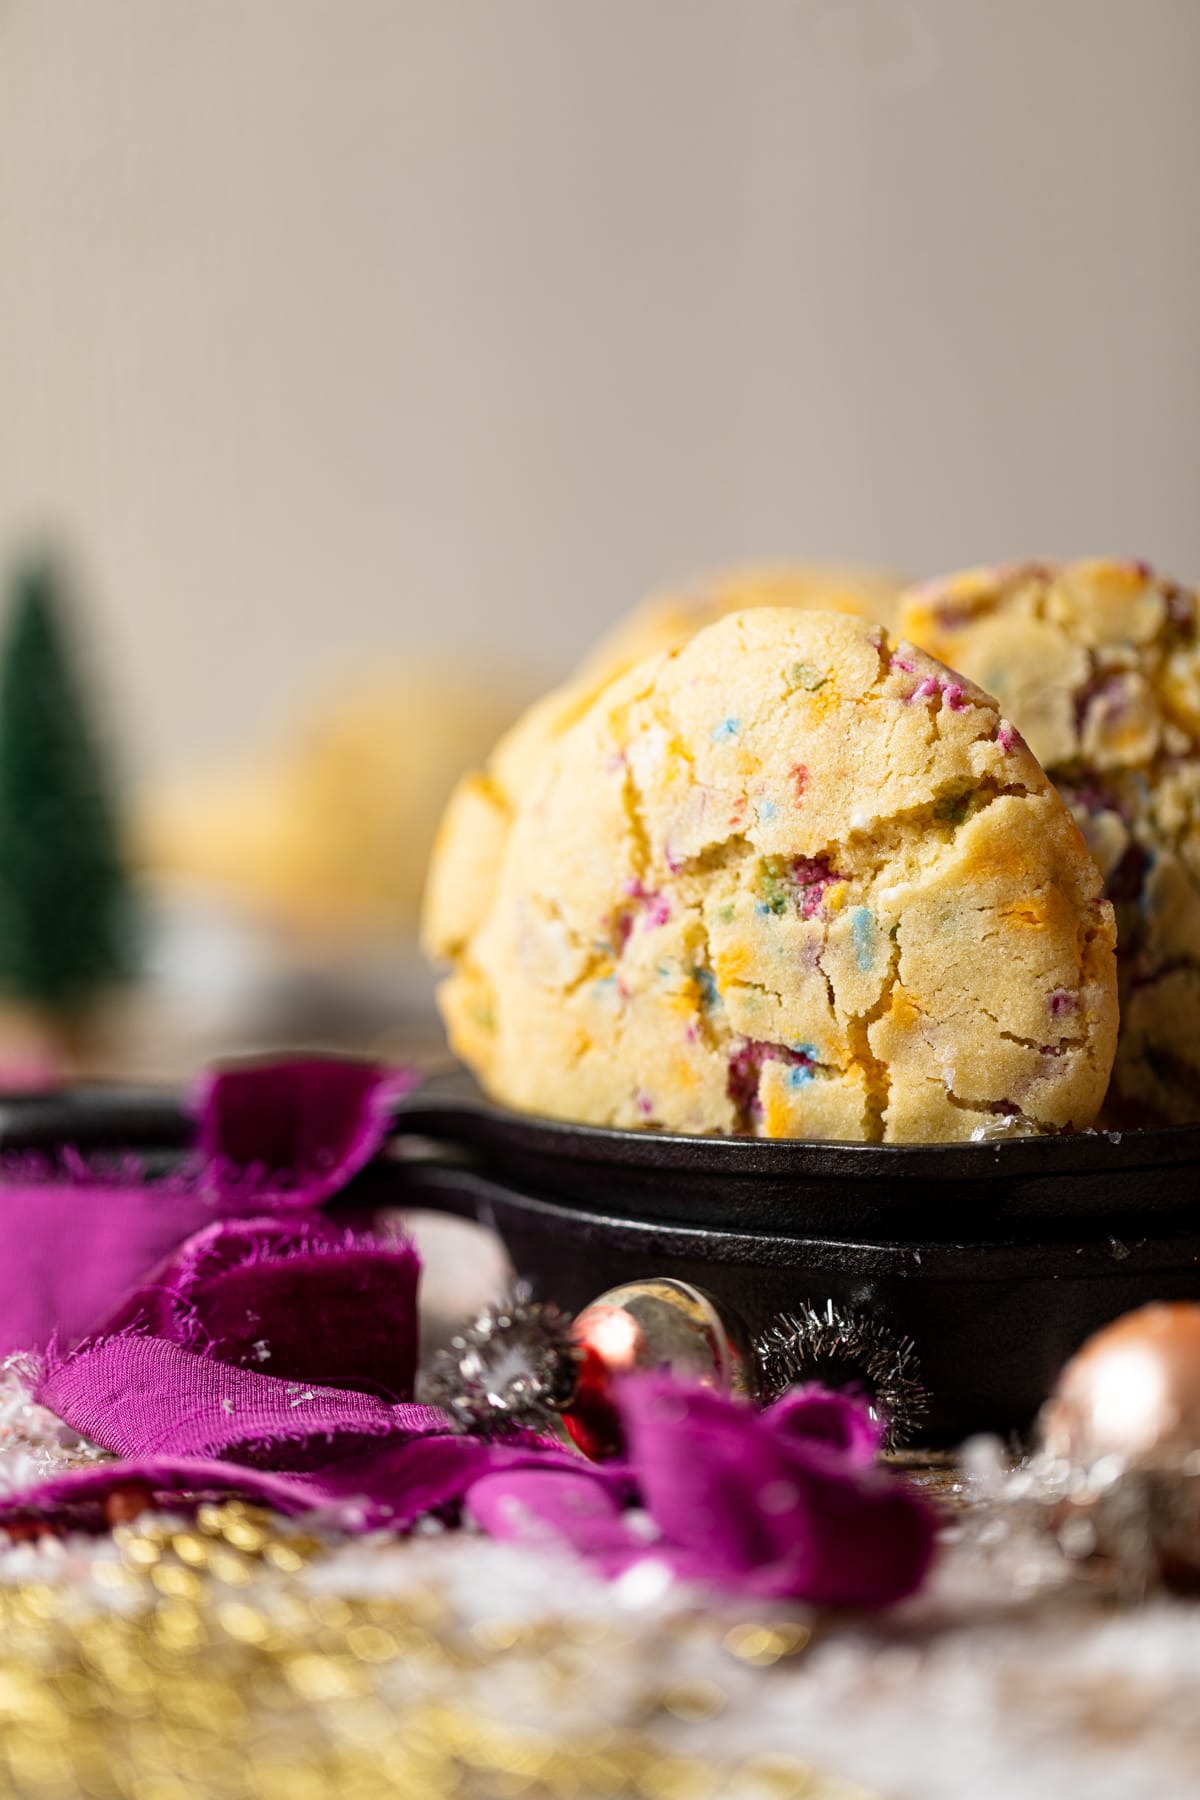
(1, 0, 1198, 780)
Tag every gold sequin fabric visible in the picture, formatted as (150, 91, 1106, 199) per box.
(0, 1504, 862, 1800)
(3, 1376, 1200, 1798)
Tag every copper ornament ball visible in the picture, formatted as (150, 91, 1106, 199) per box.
(1041, 1301, 1200, 1467)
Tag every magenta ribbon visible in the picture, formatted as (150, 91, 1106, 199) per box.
(0, 1056, 415, 1357)
(0, 1057, 936, 1606)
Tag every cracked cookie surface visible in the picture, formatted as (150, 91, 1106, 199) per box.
(428, 608, 1117, 1142)
(900, 558, 1200, 1124)
(422, 566, 899, 986)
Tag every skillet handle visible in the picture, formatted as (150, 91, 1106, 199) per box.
(0, 1085, 192, 1153)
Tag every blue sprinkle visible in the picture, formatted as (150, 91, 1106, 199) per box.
(692, 966, 721, 1007)
(851, 908, 876, 971)
(711, 717, 741, 744)
(757, 797, 779, 822)
(791, 1042, 817, 1060)
(756, 901, 773, 916)
(787, 1064, 814, 1088)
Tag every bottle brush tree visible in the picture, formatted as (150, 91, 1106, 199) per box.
(0, 556, 131, 1025)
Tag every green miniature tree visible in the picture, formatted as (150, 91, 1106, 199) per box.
(0, 556, 131, 1024)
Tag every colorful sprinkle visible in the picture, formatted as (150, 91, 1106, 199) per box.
(933, 791, 971, 828)
(851, 907, 876, 971)
(727, 1040, 817, 1123)
(789, 663, 827, 692)
(790, 764, 808, 801)
(758, 858, 792, 916)
(711, 717, 741, 744)
(942, 683, 968, 712)
(1049, 990, 1077, 1017)
(757, 797, 779, 823)
(614, 881, 671, 948)
(791, 855, 842, 919)
(692, 967, 721, 1008)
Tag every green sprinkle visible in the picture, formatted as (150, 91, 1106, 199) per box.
(789, 662, 827, 692)
(758, 856, 790, 916)
(934, 792, 972, 828)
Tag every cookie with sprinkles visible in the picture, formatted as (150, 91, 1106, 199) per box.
(900, 558, 1200, 1124)
(423, 564, 901, 985)
(574, 562, 901, 690)
(429, 607, 1117, 1142)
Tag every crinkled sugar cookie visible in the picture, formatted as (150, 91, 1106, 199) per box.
(575, 562, 900, 690)
(900, 559, 1200, 1123)
(428, 608, 1117, 1142)
(422, 566, 900, 977)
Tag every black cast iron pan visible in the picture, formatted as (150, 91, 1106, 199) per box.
(2, 1066, 1199, 1445)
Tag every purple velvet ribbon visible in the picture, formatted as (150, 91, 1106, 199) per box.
(469, 1381, 936, 1607)
(0, 1056, 936, 1606)
(8, 1206, 607, 1535)
(0, 1057, 414, 1357)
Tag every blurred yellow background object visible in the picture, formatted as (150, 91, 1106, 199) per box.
(140, 667, 524, 940)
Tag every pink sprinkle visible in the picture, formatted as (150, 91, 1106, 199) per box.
(911, 677, 938, 702)
(997, 721, 1016, 753)
(942, 683, 968, 712)
(1049, 990, 1077, 1017)
(727, 1040, 815, 1124)
(636, 1091, 653, 1117)
(791, 763, 808, 801)
(891, 654, 915, 674)
(664, 846, 682, 874)
(613, 883, 671, 948)
(791, 855, 842, 920)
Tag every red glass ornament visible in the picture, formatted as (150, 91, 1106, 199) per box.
(563, 1278, 749, 1459)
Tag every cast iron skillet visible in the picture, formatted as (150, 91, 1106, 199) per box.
(3, 1068, 1199, 1445)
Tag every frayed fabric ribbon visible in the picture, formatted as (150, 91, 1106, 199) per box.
(5, 1213, 612, 1536)
(0, 1057, 415, 1355)
(1, 1206, 933, 1605)
(469, 1381, 936, 1608)
(0, 1057, 936, 1606)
